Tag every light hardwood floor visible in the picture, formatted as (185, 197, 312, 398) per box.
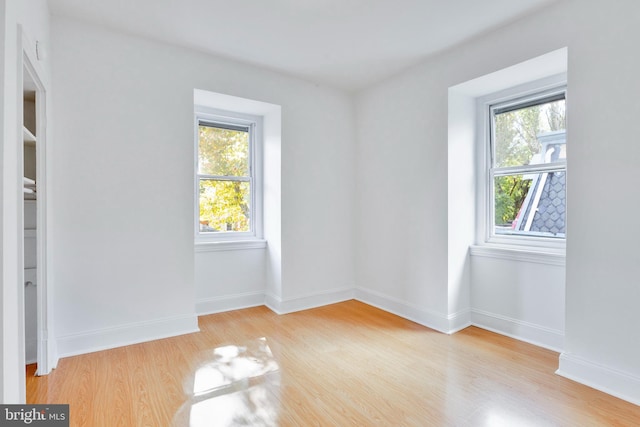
(27, 300, 639, 426)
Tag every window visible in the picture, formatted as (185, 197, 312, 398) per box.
(485, 84, 567, 245)
(195, 108, 262, 244)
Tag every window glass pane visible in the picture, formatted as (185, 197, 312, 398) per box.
(199, 179, 251, 233)
(494, 98, 566, 168)
(494, 171, 566, 238)
(198, 125, 249, 176)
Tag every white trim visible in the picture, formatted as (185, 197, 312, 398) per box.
(265, 287, 354, 315)
(354, 287, 450, 333)
(557, 353, 640, 406)
(469, 244, 565, 266)
(196, 291, 265, 315)
(448, 309, 472, 334)
(485, 233, 566, 252)
(57, 314, 199, 358)
(195, 239, 267, 252)
(471, 308, 564, 352)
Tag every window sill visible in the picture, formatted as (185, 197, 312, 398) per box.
(469, 244, 565, 266)
(195, 239, 267, 253)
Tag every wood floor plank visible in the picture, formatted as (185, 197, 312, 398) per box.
(27, 301, 640, 426)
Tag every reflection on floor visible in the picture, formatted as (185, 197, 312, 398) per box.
(173, 338, 280, 426)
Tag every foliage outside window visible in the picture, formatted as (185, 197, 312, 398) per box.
(489, 88, 567, 240)
(196, 117, 257, 238)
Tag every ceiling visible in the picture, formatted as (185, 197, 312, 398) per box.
(48, 0, 558, 92)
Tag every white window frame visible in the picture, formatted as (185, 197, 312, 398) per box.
(476, 74, 567, 253)
(194, 106, 264, 250)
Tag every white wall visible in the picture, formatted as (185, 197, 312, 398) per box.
(471, 255, 565, 351)
(51, 18, 197, 356)
(195, 249, 266, 313)
(0, 0, 15, 404)
(355, 74, 450, 329)
(446, 89, 475, 333)
(355, 0, 640, 404)
(50, 16, 356, 355)
(559, 0, 640, 405)
(276, 89, 356, 311)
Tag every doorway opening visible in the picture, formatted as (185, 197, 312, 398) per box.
(21, 34, 53, 377)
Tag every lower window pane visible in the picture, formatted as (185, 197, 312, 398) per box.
(199, 179, 251, 233)
(494, 171, 565, 238)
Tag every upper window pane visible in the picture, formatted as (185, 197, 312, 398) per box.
(198, 123, 249, 176)
(494, 97, 566, 168)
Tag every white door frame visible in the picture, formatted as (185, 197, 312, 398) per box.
(20, 27, 55, 376)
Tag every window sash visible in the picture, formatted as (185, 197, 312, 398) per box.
(492, 92, 565, 115)
(198, 174, 251, 182)
(198, 177, 253, 234)
(485, 84, 567, 245)
(491, 162, 566, 177)
(488, 88, 566, 169)
(490, 169, 566, 237)
(197, 121, 251, 177)
(195, 113, 259, 241)
(198, 121, 249, 133)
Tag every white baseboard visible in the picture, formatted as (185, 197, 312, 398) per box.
(196, 291, 265, 315)
(57, 314, 200, 358)
(448, 309, 472, 334)
(471, 308, 564, 352)
(557, 353, 640, 407)
(355, 287, 453, 333)
(265, 287, 354, 314)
